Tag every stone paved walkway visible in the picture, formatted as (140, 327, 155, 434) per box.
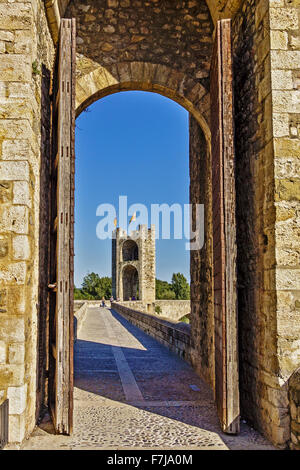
(20, 307, 274, 450)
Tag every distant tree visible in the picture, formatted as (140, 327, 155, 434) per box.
(156, 279, 175, 300)
(82, 272, 101, 298)
(75, 273, 112, 300)
(171, 273, 190, 300)
(160, 289, 176, 300)
(96, 276, 112, 299)
(74, 287, 90, 300)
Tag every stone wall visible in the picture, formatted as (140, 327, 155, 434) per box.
(154, 300, 190, 321)
(189, 116, 214, 389)
(111, 301, 191, 362)
(0, 0, 54, 442)
(270, 0, 300, 430)
(74, 302, 89, 341)
(67, 0, 213, 136)
(116, 300, 191, 322)
(74, 299, 111, 311)
(231, 0, 300, 448)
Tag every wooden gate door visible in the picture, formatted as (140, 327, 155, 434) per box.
(210, 19, 240, 434)
(48, 18, 76, 435)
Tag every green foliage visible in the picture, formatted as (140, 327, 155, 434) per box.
(155, 279, 174, 299)
(155, 305, 162, 315)
(178, 314, 190, 324)
(32, 60, 40, 76)
(156, 275, 190, 300)
(74, 273, 189, 301)
(171, 273, 190, 300)
(74, 287, 92, 300)
(96, 276, 113, 299)
(74, 272, 112, 300)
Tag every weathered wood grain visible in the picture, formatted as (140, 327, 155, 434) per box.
(210, 19, 240, 434)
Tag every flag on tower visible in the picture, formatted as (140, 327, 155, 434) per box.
(129, 212, 136, 224)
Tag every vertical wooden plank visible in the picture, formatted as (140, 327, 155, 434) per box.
(48, 18, 75, 435)
(210, 19, 240, 434)
(0, 399, 9, 449)
(68, 17, 76, 434)
(221, 19, 239, 436)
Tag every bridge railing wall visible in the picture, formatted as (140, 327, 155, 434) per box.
(111, 302, 191, 363)
(74, 302, 89, 341)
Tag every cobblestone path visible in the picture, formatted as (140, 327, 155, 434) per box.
(20, 307, 274, 450)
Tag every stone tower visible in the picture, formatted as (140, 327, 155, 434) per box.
(112, 225, 155, 305)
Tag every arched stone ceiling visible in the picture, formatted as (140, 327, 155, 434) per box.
(45, 0, 243, 43)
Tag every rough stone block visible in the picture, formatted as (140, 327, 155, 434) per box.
(0, 206, 28, 234)
(270, 8, 299, 31)
(275, 178, 300, 201)
(0, 340, 6, 364)
(117, 62, 131, 84)
(273, 113, 289, 137)
(0, 161, 29, 182)
(7, 83, 31, 100)
(0, 99, 32, 120)
(13, 181, 31, 207)
(0, 317, 25, 345)
(271, 30, 288, 50)
(0, 237, 9, 258)
(8, 343, 25, 365)
(12, 235, 30, 261)
(272, 90, 300, 113)
(7, 384, 27, 415)
(0, 55, 31, 82)
(269, 0, 284, 5)
(9, 413, 25, 443)
(267, 387, 289, 408)
(0, 364, 24, 388)
(1, 139, 30, 160)
(14, 30, 32, 54)
(276, 268, 300, 290)
(274, 138, 300, 157)
(0, 261, 26, 285)
(271, 50, 300, 69)
(275, 157, 300, 179)
(0, 31, 14, 42)
(0, 120, 31, 140)
(0, 182, 12, 204)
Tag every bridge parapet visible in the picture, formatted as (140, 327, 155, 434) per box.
(111, 302, 191, 363)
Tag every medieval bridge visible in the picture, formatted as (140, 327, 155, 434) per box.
(20, 305, 274, 450)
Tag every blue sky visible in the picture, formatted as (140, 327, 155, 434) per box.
(74, 91, 190, 287)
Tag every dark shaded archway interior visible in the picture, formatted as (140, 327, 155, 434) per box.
(122, 240, 139, 262)
(122, 265, 139, 301)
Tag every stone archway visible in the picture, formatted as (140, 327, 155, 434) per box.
(74, 66, 215, 386)
(68, 0, 218, 392)
(122, 240, 138, 262)
(122, 265, 139, 301)
(75, 61, 211, 143)
(44, 0, 243, 437)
